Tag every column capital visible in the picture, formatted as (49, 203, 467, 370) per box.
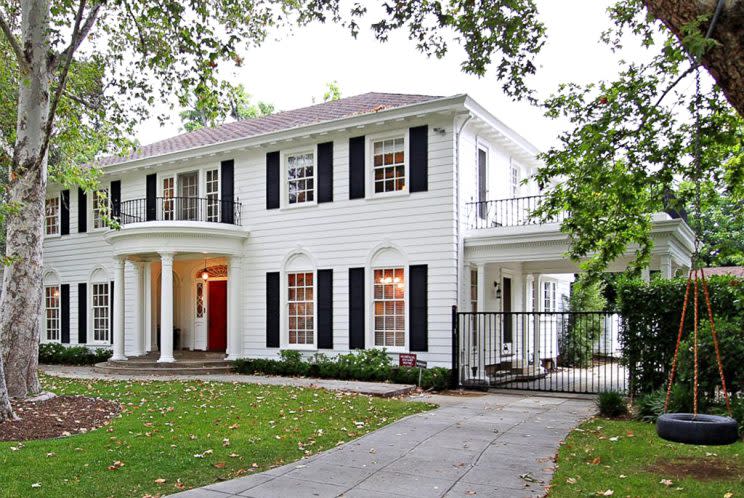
(113, 256, 126, 270)
(159, 252, 175, 265)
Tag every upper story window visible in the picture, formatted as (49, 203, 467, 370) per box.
(287, 272, 314, 345)
(477, 146, 488, 218)
(44, 285, 60, 342)
(510, 163, 520, 198)
(543, 281, 557, 312)
(45, 197, 60, 236)
(206, 169, 220, 222)
(287, 152, 315, 205)
(162, 176, 175, 220)
(93, 189, 109, 229)
(373, 267, 405, 347)
(373, 137, 405, 194)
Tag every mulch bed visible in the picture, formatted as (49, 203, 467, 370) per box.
(647, 456, 744, 482)
(0, 395, 120, 442)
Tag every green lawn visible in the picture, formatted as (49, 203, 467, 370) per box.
(550, 418, 743, 498)
(0, 375, 433, 497)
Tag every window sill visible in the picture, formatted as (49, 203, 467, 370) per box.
(366, 190, 410, 201)
(280, 201, 318, 211)
(281, 344, 318, 351)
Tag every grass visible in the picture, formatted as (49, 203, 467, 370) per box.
(550, 417, 744, 498)
(0, 374, 433, 497)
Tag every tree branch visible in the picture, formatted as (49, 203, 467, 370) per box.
(0, 11, 25, 67)
(653, 64, 697, 109)
(51, 2, 102, 70)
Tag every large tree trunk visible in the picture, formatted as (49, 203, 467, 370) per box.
(646, 0, 744, 115)
(0, 0, 51, 399)
(0, 355, 15, 421)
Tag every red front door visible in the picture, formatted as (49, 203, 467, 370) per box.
(208, 280, 227, 351)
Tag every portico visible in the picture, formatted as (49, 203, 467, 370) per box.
(104, 221, 249, 363)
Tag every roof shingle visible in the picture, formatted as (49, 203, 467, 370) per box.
(102, 92, 443, 167)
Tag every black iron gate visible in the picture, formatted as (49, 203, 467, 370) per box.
(452, 309, 627, 394)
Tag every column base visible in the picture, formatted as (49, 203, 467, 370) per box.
(157, 355, 175, 363)
(111, 354, 128, 361)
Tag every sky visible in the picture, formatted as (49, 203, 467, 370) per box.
(135, 0, 645, 152)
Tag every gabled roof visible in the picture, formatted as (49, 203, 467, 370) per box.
(102, 92, 442, 167)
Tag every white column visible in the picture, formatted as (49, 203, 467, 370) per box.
(660, 254, 673, 279)
(532, 273, 540, 369)
(132, 262, 145, 356)
(227, 256, 243, 359)
(143, 261, 153, 352)
(158, 252, 175, 363)
(476, 264, 486, 312)
(111, 257, 127, 361)
(641, 267, 651, 282)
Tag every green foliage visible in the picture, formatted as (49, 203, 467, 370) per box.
(596, 390, 628, 418)
(559, 275, 608, 367)
(633, 386, 696, 423)
(38, 343, 112, 366)
(180, 83, 275, 132)
(233, 350, 451, 391)
(617, 275, 744, 397)
(322, 81, 342, 102)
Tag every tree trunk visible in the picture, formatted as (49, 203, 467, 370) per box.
(646, 0, 744, 115)
(0, 354, 15, 421)
(0, 0, 51, 399)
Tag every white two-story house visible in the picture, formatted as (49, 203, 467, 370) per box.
(41, 92, 694, 382)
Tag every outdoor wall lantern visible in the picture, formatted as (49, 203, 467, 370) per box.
(493, 281, 502, 300)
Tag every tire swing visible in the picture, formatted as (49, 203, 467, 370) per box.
(656, 18, 738, 444)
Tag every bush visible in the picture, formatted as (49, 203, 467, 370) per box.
(38, 343, 112, 365)
(633, 385, 698, 422)
(559, 275, 607, 368)
(233, 349, 452, 391)
(596, 390, 628, 418)
(617, 275, 744, 396)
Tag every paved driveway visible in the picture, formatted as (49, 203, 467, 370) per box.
(173, 392, 594, 498)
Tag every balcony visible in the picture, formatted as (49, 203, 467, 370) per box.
(466, 195, 566, 229)
(116, 197, 243, 226)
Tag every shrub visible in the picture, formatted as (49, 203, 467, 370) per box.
(38, 343, 112, 365)
(617, 275, 744, 396)
(596, 390, 628, 418)
(559, 275, 607, 368)
(232, 349, 451, 390)
(633, 385, 697, 422)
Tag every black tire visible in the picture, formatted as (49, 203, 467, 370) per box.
(656, 413, 740, 446)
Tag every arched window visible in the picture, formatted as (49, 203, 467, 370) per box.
(369, 246, 407, 349)
(283, 252, 316, 348)
(43, 270, 61, 342)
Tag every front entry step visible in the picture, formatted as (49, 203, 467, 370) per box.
(93, 351, 234, 376)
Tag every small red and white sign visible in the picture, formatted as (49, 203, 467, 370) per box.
(399, 353, 417, 367)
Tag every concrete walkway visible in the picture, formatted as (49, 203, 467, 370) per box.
(172, 392, 595, 498)
(39, 365, 415, 397)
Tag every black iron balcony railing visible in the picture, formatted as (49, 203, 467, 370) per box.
(117, 197, 242, 226)
(466, 195, 567, 229)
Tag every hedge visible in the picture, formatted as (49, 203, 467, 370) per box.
(617, 275, 744, 398)
(39, 343, 113, 365)
(234, 349, 451, 391)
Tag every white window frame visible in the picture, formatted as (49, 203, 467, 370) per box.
(160, 174, 176, 220)
(470, 268, 478, 313)
(205, 168, 220, 222)
(91, 186, 110, 231)
(510, 161, 520, 198)
(281, 146, 318, 209)
(286, 271, 316, 348)
(44, 285, 61, 343)
(367, 130, 409, 199)
(45, 195, 61, 237)
(90, 282, 110, 345)
(369, 266, 408, 352)
(543, 281, 557, 312)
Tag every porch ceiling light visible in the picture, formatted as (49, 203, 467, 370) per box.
(201, 256, 209, 281)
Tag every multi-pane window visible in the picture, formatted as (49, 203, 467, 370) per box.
(543, 281, 557, 312)
(45, 197, 60, 236)
(288, 272, 314, 345)
(477, 147, 487, 219)
(373, 137, 405, 193)
(162, 177, 175, 220)
(196, 282, 204, 318)
(511, 164, 520, 198)
(287, 152, 314, 204)
(178, 172, 199, 220)
(374, 268, 405, 347)
(45, 286, 60, 342)
(93, 189, 109, 229)
(206, 169, 220, 222)
(92, 283, 110, 343)
(470, 269, 478, 312)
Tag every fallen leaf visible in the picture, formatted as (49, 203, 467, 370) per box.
(660, 479, 673, 487)
(31, 483, 41, 488)
(566, 478, 577, 485)
(601, 490, 614, 496)
(591, 457, 601, 465)
(609, 436, 619, 442)
(213, 462, 226, 469)
(723, 494, 732, 498)
(154, 478, 166, 484)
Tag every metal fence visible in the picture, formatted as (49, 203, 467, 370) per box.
(466, 195, 567, 229)
(453, 310, 627, 394)
(118, 196, 242, 226)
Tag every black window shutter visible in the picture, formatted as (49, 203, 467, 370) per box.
(78, 283, 87, 344)
(61, 284, 70, 344)
(109, 280, 114, 344)
(60, 190, 70, 235)
(146, 173, 157, 221)
(317, 141, 334, 203)
(409, 125, 428, 192)
(266, 272, 280, 347)
(77, 188, 87, 232)
(220, 159, 235, 223)
(349, 136, 365, 199)
(348, 267, 365, 349)
(110, 180, 121, 220)
(409, 264, 428, 351)
(266, 151, 280, 210)
(317, 269, 333, 349)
